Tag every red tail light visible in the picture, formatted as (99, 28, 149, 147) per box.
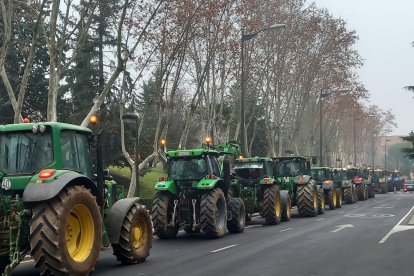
(353, 177, 362, 183)
(39, 169, 55, 179)
(323, 180, 332, 185)
(297, 177, 305, 182)
(206, 174, 216, 179)
(263, 178, 271, 184)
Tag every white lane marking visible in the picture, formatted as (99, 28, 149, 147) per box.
(379, 205, 414, 244)
(280, 228, 293, 232)
(316, 218, 325, 221)
(211, 244, 238, 253)
(339, 211, 344, 214)
(408, 215, 414, 225)
(354, 206, 359, 208)
(331, 224, 354, 233)
(245, 225, 261, 229)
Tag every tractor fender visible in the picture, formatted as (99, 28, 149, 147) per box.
(105, 197, 143, 244)
(280, 190, 290, 210)
(293, 175, 311, 185)
(321, 182, 334, 190)
(23, 171, 102, 208)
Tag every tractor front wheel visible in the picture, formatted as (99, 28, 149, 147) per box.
(343, 187, 354, 204)
(356, 185, 366, 201)
(263, 185, 282, 225)
(335, 188, 342, 208)
(326, 187, 336, 210)
(281, 194, 292, 222)
(30, 186, 102, 275)
(200, 188, 227, 238)
(318, 188, 325, 214)
(112, 203, 152, 264)
(297, 183, 318, 217)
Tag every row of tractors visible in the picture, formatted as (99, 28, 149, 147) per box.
(150, 140, 381, 240)
(0, 120, 399, 275)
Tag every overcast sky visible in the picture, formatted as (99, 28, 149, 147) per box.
(311, 0, 414, 136)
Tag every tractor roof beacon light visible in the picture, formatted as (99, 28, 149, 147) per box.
(90, 115, 98, 125)
(23, 118, 30, 123)
(205, 137, 212, 145)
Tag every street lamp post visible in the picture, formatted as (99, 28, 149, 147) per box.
(240, 23, 286, 157)
(318, 89, 347, 166)
(122, 112, 139, 197)
(384, 139, 390, 170)
(353, 115, 374, 166)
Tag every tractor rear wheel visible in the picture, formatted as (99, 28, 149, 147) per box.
(297, 183, 318, 217)
(151, 192, 178, 239)
(343, 187, 354, 204)
(327, 187, 336, 210)
(318, 188, 325, 214)
(356, 185, 365, 201)
(380, 183, 387, 194)
(227, 198, 246, 233)
(30, 186, 102, 276)
(263, 185, 282, 225)
(112, 203, 152, 264)
(335, 188, 342, 208)
(200, 188, 227, 238)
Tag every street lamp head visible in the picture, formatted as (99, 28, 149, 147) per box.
(122, 112, 139, 123)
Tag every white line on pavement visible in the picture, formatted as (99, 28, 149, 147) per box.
(379, 205, 414, 244)
(211, 244, 238, 253)
(245, 225, 261, 229)
(280, 228, 293, 232)
(339, 211, 344, 213)
(316, 218, 325, 221)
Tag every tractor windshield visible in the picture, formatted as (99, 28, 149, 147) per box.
(234, 162, 264, 179)
(311, 169, 329, 182)
(346, 169, 359, 179)
(168, 157, 208, 180)
(0, 131, 53, 175)
(274, 159, 302, 177)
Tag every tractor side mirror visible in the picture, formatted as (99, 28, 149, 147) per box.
(312, 157, 317, 165)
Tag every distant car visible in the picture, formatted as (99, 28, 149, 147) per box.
(403, 180, 414, 192)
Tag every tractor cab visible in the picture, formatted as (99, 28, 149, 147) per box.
(310, 167, 333, 184)
(233, 157, 274, 185)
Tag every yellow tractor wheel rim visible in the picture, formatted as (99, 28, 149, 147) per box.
(313, 189, 318, 209)
(333, 188, 337, 204)
(66, 204, 94, 262)
(132, 217, 147, 249)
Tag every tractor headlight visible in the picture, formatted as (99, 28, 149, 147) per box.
(32, 125, 38, 133)
(39, 125, 46, 132)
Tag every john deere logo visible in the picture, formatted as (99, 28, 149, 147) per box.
(1, 179, 11, 190)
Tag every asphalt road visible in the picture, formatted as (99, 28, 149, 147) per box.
(13, 191, 414, 276)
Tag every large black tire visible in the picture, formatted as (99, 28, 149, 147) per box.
(356, 185, 365, 201)
(112, 203, 152, 264)
(184, 225, 201, 234)
(326, 187, 336, 210)
(343, 187, 354, 204)
(151, 192, 178, 239)
(0, 256, 9, 275)
(200, 188, 227, 238)
(262, 185, 282, 225)
(281, 193, 292, 222)
(227, 198, 246, 233)
(29, 186, 102, 276)
(380, 183, 387, 194)
(297, 183, 318, 217)
(318, 188, 325, 214)
(336, 188, 342, 208)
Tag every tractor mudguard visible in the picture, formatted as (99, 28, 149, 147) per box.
(341, 180, 352, 188)
(197, 178, 220, 189)
(105, 197, 143, 244)
(280, 190, 290, 210)
(293, 175, 311, 185)
(22, 171, 102, 208)
(154, 179, 177, 195)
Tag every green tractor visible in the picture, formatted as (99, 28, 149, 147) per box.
(272, 156, 324, 218)
(346, 167, 370, 201)
(0, 122, 152, 275)
(333, 168, 357, 204)
(230, 157, 282, 224)
(151, 141, 245, 239)
(371, 169, 388, 194)
(311, 167, 342, 210)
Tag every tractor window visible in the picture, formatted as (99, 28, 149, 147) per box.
(168, 157, 207, 180)
(274, 160, 300, 177)
(0, 131, 53, 174)
(208, 156, 221, 176)
(61, 131, 93, 177)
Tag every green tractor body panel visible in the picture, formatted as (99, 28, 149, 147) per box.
(154, 179, 178, 194)
(197, 178, 219, 189)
